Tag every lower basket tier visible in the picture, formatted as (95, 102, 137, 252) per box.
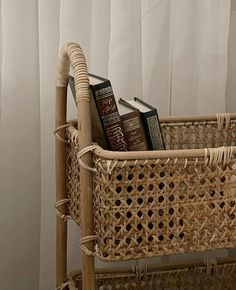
(69, 259, 236, 290)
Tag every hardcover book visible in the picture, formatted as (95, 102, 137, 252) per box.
(123, 97, 165, 150)
(68, 75, 108, 149)
(118, 98, 149, 151)
(88, 74, 127, 151)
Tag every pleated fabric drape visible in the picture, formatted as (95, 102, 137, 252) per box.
(0, 1, 232, 290)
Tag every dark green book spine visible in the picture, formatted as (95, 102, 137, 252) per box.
(141, 109, 165, 150)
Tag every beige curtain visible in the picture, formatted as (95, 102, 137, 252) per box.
(40, 1, 232, 289)
(0, 1, 41, 290)
(109, 0, 231, 115)
(0, 1, 232, 289)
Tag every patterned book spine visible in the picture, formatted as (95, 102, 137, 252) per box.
(142, 110, 165, 150)
(91, 80, 127, 151)
(121, 111, 149, 151)
(146, 113, 165, 150)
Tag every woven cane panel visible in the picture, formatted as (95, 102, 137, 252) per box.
(93, 157, 236, 261)
(161, 120, 236, 150)
(72, 263, 236, 290)
(66, 130, 80, 224)
(65, 119, 236, 261)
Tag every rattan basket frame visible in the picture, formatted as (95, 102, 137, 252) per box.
(55, 42, 236, 290)
(69, 256, 236, 290)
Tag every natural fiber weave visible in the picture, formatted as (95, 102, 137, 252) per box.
(65, 117, 236, 262)
(70, 262, 236, 290)
(162, 119, 236, 150)
(66, 131, 81, 224)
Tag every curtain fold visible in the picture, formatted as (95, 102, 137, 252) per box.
(169, 0, 232, 115)
(90, 0, 111, 76)
(109, 0, 143, 99)
(108, 0, 231, 115)
(57, 0, 231, 116)
(0, 0, 2, 117)
(38, 1, 60, 290)
(142, 0, 173, 115)
(0, 0, 41, 290)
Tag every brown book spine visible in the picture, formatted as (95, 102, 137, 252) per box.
(121, 111, 149, 151)
(90, 80, 127, 151)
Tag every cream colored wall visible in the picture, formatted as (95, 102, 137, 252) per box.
(226, 0, 236, 111)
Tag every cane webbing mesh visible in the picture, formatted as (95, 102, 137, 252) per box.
(70, 262, 236, 290)
(162, 119, 236, 150)
(66, 132, 80, 224)
(66, 119, 236, 261)
(93, 156, 236, 261)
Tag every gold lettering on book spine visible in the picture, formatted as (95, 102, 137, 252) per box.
(94, 84, 127, 150)
(95, 86, 113, 98)
(107, 125, 127, 151)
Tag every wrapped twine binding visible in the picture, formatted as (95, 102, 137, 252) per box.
(55, 42, 236, 290)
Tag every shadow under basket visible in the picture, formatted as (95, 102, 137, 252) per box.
(65, 115, 236, 262)
(68, 258, 236, 290)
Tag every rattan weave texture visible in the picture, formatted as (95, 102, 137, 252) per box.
(66, 118, 236, 262)
(70, 262, 236, 290)
(162, 119, 236, 150)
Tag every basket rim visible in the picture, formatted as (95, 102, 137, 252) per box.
(92, 146, 236, 160)
(68, 255, 236, 279)
(69, 112, 236, 124)
(67, 116, 236, 161)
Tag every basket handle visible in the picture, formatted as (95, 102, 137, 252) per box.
(55, 42, 92, 149)
(56, 42, 90, 104)
(55, 42, 92, 148)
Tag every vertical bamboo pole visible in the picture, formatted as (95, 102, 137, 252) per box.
(78, 97, 95, 290)
(56, 42, 95, 290)
(55, 86, 68, 287)
(68, 42, 95, 290)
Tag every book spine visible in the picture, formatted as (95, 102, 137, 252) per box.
(90, 80, 128, 151)
(141, 110, 165, 150)
(121, 111, 149, 151)
(68, 76, 108, 149)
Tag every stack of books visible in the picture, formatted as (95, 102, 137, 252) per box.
(69, 74, 165, 151)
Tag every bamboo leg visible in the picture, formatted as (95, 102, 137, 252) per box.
(55, 86, 68, 287)
(56, 42, 95, 290)
(79, 101, 95, 290)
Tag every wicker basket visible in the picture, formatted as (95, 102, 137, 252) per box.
(68, 259, 236, 290)
(65, 114, 236, 262)
(55, 42, 236, 289)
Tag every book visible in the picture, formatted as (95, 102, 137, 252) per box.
(118, 98, 149, 151)
(120, 97, 165, 150)
(89, 74, 127, 151)
(69, 74, 128, 151)
(68, 75, 108, 149)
